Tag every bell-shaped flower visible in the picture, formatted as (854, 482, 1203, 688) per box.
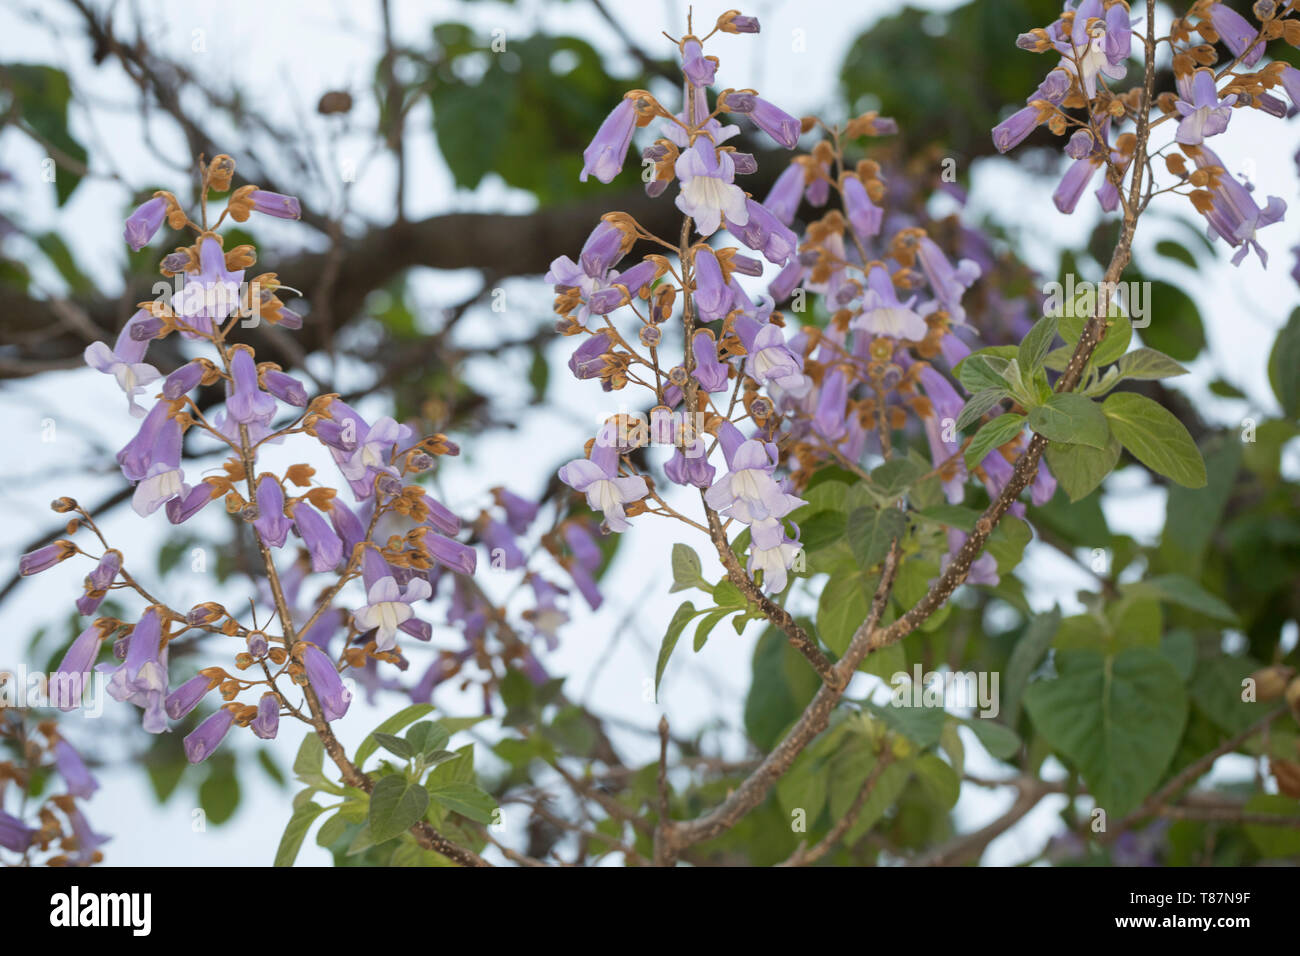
(291, 501, 343, 572)
(130, 417, 186, 517)
(1209, 2, 1263, 68)
(692, 330, 731, 392)
(253, 475, 293, 548)
(747, 517, 803, 593)
(916, 237, 981, 324)
(744, 324, 809, 395)
(124, 195, 168, 250)
(51, 623, 105, 711)
(581, 97, 638, 184)
(227, 347, 276, 426)
(104, 607, 169, 733)
(301, 643, 352, 721)
(1191, 145, 1287, 266)
(165, 673, 217, 720)
(251, 693, 280, 739)
(851, 265, 928, 341)
(355, 548, 432, 651)
(664, 438, 716, 489)
(704, 421, 804, 524)
(692, 245, 731, 320)
(184, 707, 235, 763)
(726, 198, 797, 265)
(675, 138, 749, 237)
(724, 92, 801, 149)
(84, 319, 161, 419)
(76, 549, 122, 617)
(53, 740, 99, 799)
(557, 423, 648, 532)
(1174, 68, 1234, 145)
(172, 236, 245, 338)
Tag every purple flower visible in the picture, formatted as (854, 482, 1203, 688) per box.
(173, 236, 245, 338)
(251, 693, 280, 739)
(339, 415, 408, 486)
(568, 331, 613, 380)
(124, 195, 167, 251)
(1174, 68, 1234, 145)
(1057, 0, 1129, 99)
(53, 740, 99, 798)
(165, 673, 215, 720)
(916, 236, 981, 324)
(253, 475, 293, 548)
(19, 540, 74, 577)
(918, 365, 967, 504)
(84, 324, 162, 419)
(852, 265, 928, 340)
(581, 97, 638, 184)
(725, 92, 801, 149)
(263, 368, 308, 407)
(1191, 145, 1287, 266)
(675, 138, 749, 236)
(588, 259, 660, 315)
(249, 190, 302, 219)
(355, 547, 432, 651)
(129, 416, 186, 517)
(580, 220, 630, 277)
(1281, 66, 1300, 112)
(764, 164, 805, 225)
(558, 423, 649, 532)
(227, 347, 277, 425)
(420, 494, 460, 536)
(744, 324, 808, 394)
(813, 367, 849, 441)
(494, 488, 538, 535)
(992, 105, 1043, 154)
(665, 438, 716, 488)
(329, 498, 369, 555)
(693, 245, 731, 320)
(291, 501, 343, 572)
(704, 421, 804, 524)
(726, 198, 797, 265)
(842, 175, 882, 241)
(51, 624, 105, 711)
(482, 518, 526, 570)
(769, 260, 804, 301)
(76, 549, 122, 617)
(424, 530, 478, 575)
(681, 38, 716, 87)
(166, 482, 216, 525)
(66, 807, 110, 865)
(163, 360, 205, 400)
(692, 330, 730, 392)
(747, 517, 803, 592)
(0, 811, 34, 853)
(1209, 2, 1263, 68)
(302, 644, 352, 721)
(104, 607, 169, 733)
(184, 707, 235, 763)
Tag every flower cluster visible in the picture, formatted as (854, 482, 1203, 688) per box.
(552, 12, 1059, 593)
(994, 0, 1295, 267)
(0, 709, 107, 866)
(18, 154, 579, 769)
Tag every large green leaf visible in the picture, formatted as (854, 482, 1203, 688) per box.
(1043, 434, 1122, 502)
(368, 776, 430, 844)
(274, 800, 325, 867)
(654, 601, 698, 699)
(846, 506, 905, 569)
(1027, 393, 1109, 448)
(1102, 392, 1206, 487)
(964, 413, 1025, 470)
(1023, 647, 1188, 818)
(1268, 307, 1300, 419)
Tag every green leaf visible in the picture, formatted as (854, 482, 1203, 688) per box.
(1243, 794, 1300, 858)
(846, 506, 905, 569)
(669, 543, 708, 593)
(368, 776, 430, 844)
(1126, 574, 1238, 624)
(427, 781, 497, 825)
(1027, 393, 1109, 448)
(654, 601, 698, 699)
(1139, 280, 1204, 362)
(1102, 392, 1206, 487)
(274, 800, 325, 866)
(199, 755, 241, 825)
(1044, 435, 1122, 502)
(914, 753, 961, 809)
(963, 413, 1025, 470)
(373, 733, 413, 760)
(957, 353, 1013, 393)
(1023, 647, 1188, 818)
(869, 458, 925, 498)
(355, 704, 435, 767)
(1114, 347, 1188, 383)
(817, 573, 871, 656)
(1153, 239, 1197, 269)
(1018, 315, 1059, 375)
(955, 387, 1007, 433)
(2, 66, 88, 205)
(693, 607, 732, 652)
(745, 627, 821, 750)
(963, 718, 1022, 760)
(406, 721, 452, 759)
(1268, 307, 1300, 419)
